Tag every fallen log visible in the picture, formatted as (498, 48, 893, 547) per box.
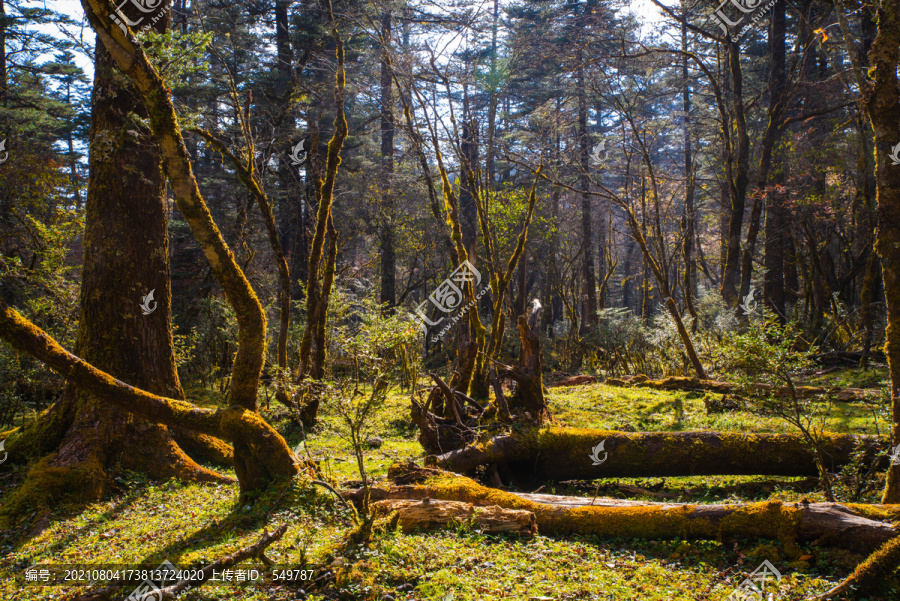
(349, 472, 900, 552)
(813, 534, 900, 599)
(549, 375, 599, 388)
(372, 498, 536, 535)
(428, 428, 886, 479)
(602, 375, 877, 402)
(812, 350, 887, 366)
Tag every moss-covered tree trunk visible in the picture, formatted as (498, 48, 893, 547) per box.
(0, 301, 298, 507)
(429, 428, 883, 480)
(0, 0, 304, 516)
(0, 8, 230, 521)
(294, 0, 347, 425)
(362, 472, 900, 553)
(866, 0, 900, 504)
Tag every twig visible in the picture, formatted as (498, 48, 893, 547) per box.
(312, 479, 354, 512)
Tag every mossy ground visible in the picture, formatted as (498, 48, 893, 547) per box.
(0, 367, 895, 599)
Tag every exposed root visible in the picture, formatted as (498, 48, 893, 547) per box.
(170, 426, 234, 468)
(812, 534, 900, 599)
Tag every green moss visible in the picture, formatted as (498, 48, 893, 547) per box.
(416, 472, 809, 550)
(0, 454, 106, 527)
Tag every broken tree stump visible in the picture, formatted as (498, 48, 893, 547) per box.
(373, 498, 536, 535)
(428, 428, 886, 479)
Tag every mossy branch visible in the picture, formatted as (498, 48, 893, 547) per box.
(190, 127, 293, 408)
(0, 300, 298, 489)
(813, 534, 900, 599)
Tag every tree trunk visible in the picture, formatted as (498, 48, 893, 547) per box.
(189, 130, 294, 409)
(622, 205, 707, 378)
(758, 1, 789, 320)
(0, 11, 236, 519)
(360, 473, 900, 552)
(576, 55, 597, 332)
(503, 316, 547, 419)
(680, 9, 697, 329)
(379, 10, 396, 311)
(429, 429, 882, 480)
(296, 1, 349, 425)
(720, 40, 751, 308)
(866, 0, 900, 503)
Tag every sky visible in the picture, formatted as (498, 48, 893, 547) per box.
(42, 0, 669, 82)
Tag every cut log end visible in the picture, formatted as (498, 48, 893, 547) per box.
(373, 498, 537, 536)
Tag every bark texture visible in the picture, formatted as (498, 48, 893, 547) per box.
(864, 0, 900, 504)
(80, 0, 268, 411)
(372, 498, 537, 535)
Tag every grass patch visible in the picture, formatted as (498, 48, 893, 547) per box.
(0, 372, 895, 599)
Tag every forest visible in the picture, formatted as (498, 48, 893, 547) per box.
(1, 0, 900, 598)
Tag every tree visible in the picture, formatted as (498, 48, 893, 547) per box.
(0, 0, 303, 520)
(294, 0, 349, 425)
(864, 0, 900, 504)
(0, 2, 231, 520)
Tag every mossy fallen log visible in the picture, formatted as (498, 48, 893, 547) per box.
(347, 472, 900, 552)
(373, 498, 536, 535)
(603, 375, 874, 401)
(428, 428, 885, 478)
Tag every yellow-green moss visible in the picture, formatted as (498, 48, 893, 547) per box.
(0, 454, 106, 528)
(419, 473, 807, 550)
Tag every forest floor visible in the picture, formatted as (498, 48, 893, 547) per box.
(0, 367, 895, 600)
